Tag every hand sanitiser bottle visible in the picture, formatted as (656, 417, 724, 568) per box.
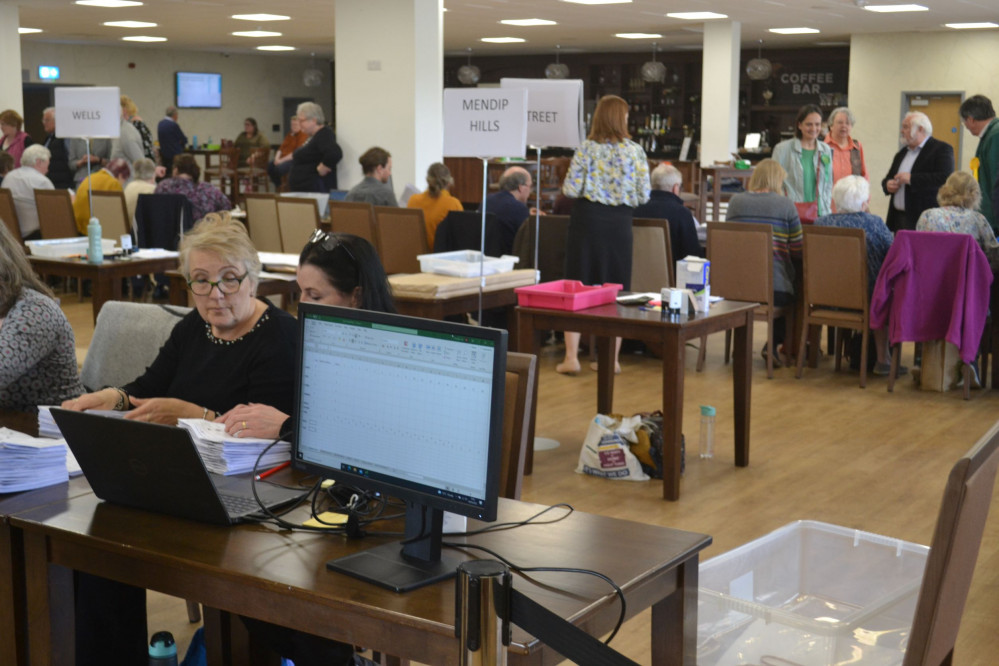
(699, 405, 716, 459)
(87, 217, 103, 264)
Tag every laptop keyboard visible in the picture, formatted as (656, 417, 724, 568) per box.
(220, 494, 262, 515)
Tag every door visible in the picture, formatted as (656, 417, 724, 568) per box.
(905, 92, 963, 164)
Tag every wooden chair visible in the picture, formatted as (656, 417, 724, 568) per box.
(89, 191, 131, 240)
(795, 225, 870, 387)
(698, 222, 792, 379)
(499, 352, 538, 500)
(275, 196, 320, 255)
(243, 193, 283, 252)
(328, 201, 378, 249)
(511, 214, 570, 283)
(238, 147, 271, 195)
(372, 206, 428, 275)
(34, 189, 79, 238)
(204, 146, 240, 201)
(632, 216, 675, 289)
(0, 188, 22, 242)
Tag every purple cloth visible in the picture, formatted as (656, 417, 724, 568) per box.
(870, 230, 992, 363)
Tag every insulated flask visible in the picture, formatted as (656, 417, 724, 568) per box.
(148, 630, 178, 666)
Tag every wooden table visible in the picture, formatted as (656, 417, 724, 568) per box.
(13, 495, 709, 665)
(29, 255, 180, 323)
(517, 300, 756, 500)
(393, 286, 520, 320)
(697, 165, 754, 223)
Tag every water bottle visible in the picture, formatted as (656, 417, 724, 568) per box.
(148, 631, 178, 666)
(192, 134, 198, 150)
(699, 405, 716, 459)
(87, 217, 103, 264)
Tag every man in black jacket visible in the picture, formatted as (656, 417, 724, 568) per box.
(41, 107, 74, 190)
(634, 162, 702, 264)
(881, 111, 954, 232)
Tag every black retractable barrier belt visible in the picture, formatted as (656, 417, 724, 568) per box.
(508, 587, 640, 666)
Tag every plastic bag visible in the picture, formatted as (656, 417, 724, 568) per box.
(575, 414, 650, 481)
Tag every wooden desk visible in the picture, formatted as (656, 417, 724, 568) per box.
(14, 496, 709, 665)
(697, 165, 754, 223)
(393, 287, 520, 320)
(29, 255, 180, 323)
(517, 300, 756, 500)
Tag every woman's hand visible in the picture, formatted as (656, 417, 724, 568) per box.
(61, 388, 119, 412)
(216, 403, 288, 440)
(124, 397, 201, 426)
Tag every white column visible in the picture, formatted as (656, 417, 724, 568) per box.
(699, 21, 741, 165)
(334, 0, 443, 198)
(0, 3, 24, 115)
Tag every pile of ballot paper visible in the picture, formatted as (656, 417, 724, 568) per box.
(178, 419, 290, 476)
(0, 427, 81, 492)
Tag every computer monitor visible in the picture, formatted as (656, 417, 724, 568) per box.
(292, 304, 507, 592)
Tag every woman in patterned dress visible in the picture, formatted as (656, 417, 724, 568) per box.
(916, 171, 999, 266)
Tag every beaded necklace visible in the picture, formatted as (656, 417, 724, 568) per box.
(204, 311, 270, 346)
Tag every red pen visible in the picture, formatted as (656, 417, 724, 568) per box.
(255, 461, 290, 481)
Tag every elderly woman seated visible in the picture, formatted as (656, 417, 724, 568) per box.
(916, 171, 999, 267)
(815, 175, 898, 375)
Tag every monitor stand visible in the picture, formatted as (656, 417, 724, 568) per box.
(326, 501, 462, 593)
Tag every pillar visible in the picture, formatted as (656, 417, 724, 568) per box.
(699, 21, 741, 165)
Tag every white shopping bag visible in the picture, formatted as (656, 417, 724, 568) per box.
(575, 414, 650, 481)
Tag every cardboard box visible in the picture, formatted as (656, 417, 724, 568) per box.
(676, 256, 710, 311)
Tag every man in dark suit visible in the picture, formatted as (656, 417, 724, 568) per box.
(634, 162, 702, 264)
(156, 105, 187, 174)
(40, 106, 73, 190)
(881, 111, 954, 232)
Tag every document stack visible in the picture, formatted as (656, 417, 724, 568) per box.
(38, 406, 123, 438)
(0, 427, 74, 492)
(178, 419, 291, 476)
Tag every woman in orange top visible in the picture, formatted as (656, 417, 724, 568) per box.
(824, 106, 867, 184)
(407, 162, 463, 248)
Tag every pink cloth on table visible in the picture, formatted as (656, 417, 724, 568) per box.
(870, 230, 992, 363)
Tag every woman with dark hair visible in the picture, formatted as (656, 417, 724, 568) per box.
(771, 104, 833, 220)
(406, 161, 464, 247)
(72, 157, 132, 234)
(234, 116, 270, 167)
(154, 153, 231, 221)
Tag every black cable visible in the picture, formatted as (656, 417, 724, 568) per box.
(448, 503, 574, 537)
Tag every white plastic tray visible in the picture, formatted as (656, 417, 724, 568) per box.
(417, 250, 518, 277)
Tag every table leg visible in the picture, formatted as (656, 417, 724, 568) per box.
(516, 310, 543, 475)
(661, 328, 684, 501)
(23, 530, 75, 666)
(89, 275, 115, 324)
(1, 524, 26, 666)
(732, 313, 753, 467)
(595, 336, 615, 414)
(651, 556, 699, 666)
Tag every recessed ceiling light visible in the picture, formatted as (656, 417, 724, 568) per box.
(769, 27, 820, 34)
(18, 27, 42, 34)
(615, 32, 663, 39)
(122, 35, 166, 42)
(103, 21, 157, 28)
(232, 30, 282, 38)
(562, 0, 632, 5)
(232, 13, 290, 21)
(666, 12, 728, 20)
(945, 22, 998, 29)
(480, 37, 526, 43)
(863, 4, 928, 12)
(500, 19, 557, 26)
(256, 45, 296, 51)
(76, 0, 142, 7)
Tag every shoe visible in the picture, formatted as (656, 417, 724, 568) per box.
(873, 362, 909, 377)
(589, 361, 622, 374)
(761, 344, 783, 368)
(555, 360, 581, 375)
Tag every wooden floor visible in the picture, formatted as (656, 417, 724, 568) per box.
(62, 297, 999, 665)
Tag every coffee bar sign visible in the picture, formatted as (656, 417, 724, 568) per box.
(771, 62, 847, 105)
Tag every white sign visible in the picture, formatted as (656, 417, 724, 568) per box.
(500, 78, 584, 148)
(54, 87, 121, 139)
(443, 88, 528, 158)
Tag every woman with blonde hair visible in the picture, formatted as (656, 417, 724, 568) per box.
(407, 162, 464, 247)
(917, 171, 999, 265)
(120, 94, 157, 163)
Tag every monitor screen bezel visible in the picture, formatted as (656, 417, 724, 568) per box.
(291, 303, 507, 524)
(175, 71, 222, 109)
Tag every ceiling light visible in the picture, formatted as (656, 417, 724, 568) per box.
(769, 27, 820, 34)
(615, 32, 662, 39)
(232, 13, 290, 21)
(122, 35, 166, 42)
(863, 4, 928, 12)
(500, 19, 557, 26)
(480, 37, 526, 43)
(232, 30, 282, 38)
(666, 12, 728, 20)
(18, 27, 42, 34)
(562, 0, 632, 5)
(257, 45, 296, 51)
(945, 22, 998, 29)
(546, 45, 569, 79)
(75, 0, 142, 7)
(103, 21, 157, 28)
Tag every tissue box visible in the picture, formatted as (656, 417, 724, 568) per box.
(676, 256, 710, 310)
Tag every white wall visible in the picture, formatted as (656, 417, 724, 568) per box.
(849, 31, 999, 216)
(20, 41, 333, 147)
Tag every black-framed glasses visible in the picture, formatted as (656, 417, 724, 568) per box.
(187, 273, 249, 296)
(307, 229, 358, 267)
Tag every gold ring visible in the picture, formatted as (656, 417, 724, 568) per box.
(242, 421, 247, 429)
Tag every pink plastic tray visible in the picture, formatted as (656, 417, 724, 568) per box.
(515, 280, 623, 311)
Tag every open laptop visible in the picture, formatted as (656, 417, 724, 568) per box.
(51, 408, 305, 525)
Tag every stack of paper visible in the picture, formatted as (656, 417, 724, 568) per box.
(178, 419, 290, 476)
(0, 428, 74, 492)
(38, 406, 123, 438)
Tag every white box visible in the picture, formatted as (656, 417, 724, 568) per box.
(417, 250, 519, 277)
(698, 520, 929, 666)
(25, 237, 117, 259)
(676, 256, 710, 311)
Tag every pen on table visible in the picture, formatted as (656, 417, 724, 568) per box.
(255, 461, 291, 481)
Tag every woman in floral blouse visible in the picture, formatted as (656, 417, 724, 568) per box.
(154, 153, 231, 222)
(557, 94, 650, 374)
(916, 171, 999, 267)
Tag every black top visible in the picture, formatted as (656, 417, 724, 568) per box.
(123, 301, 298, 415)
(156, 117, 188, 161)
(289, 126, 343, 192)
(633, 190, 703, 264)
(43, 134, 74, 190)
(881, 136, 955, 232)
(479, 190, 529, 255)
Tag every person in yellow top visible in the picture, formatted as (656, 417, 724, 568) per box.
(406, 162, 464, 249)
(73, 158, 132, 234)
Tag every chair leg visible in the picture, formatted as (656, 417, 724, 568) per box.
(833, 328, 843, 372)
(964, 364, 971, 400)
(888, 344, 899, 392)
(781, 311, 794, 368)
(795, 321, 810, 379)
(186, 599, 201, 623)
(858, 328, 868, 388)
(764, 316, 773, 379)
(696, 334, 707, 372)
(724, 329, 732, 365)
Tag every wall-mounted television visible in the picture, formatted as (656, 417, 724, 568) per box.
(176, 71, 222, 109)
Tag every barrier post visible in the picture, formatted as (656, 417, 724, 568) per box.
(455, 560, 511, 666)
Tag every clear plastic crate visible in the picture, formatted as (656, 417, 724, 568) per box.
(26, 237, 117, 258)
(698, 520, 929, 666)
(416, 250, 519, 277)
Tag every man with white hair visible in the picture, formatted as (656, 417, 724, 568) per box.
(881, 111, 954, 232)
(0, 144, 53, 240)
(633, 162, 701, 264)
